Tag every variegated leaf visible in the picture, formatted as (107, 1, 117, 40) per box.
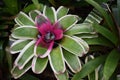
(63, 49, 81, 73)
(43, 6, 57, 23)
(12, 26, 38, 39)
(48, 45, 65, 74)
(10, 40, 30, 54)
(57, 6, 69, 19)
(15, 12, 35, 26)
(32, 56, 48, 74)
(60, 35, 85, 57)
(14, 40, 35, 69)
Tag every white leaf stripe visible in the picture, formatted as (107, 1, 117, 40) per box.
(43, 6, 57, 23)
(85, 55, 94, 63)
(56, 6, 63, 13)
(34, 45, 38, 57)
(14, 40, 35, 69)
(11, 65, 31, 79)
(10, 40, 29, 54)
(14, 26, 37, 29)
(73, 36, 89, 54)
(48, 45, 66, 74)
(11, 26, 37, 40)
(34, 14, 48, 27)
(32, 57, 48, 74)
(15, 18, 24, 26)
(56, 6, 69, 14)
(43, 6, 46, 17)
(84, 10, 102, 24)
(60, 35, 85, 57)
(64, 55, 81, 73)
(55, 71, 69, 80)
(59, 45, 66, 73)
(43, 6, 51, 19)
(32, 57, 37, 73)
(66, 23, 95, 35)
(9, 35, 18, 42)
(73, 38, 87, 55)
(35, 41, 54, 58)
(56, 6, 69, 20)
(51, 7, 57, 22)
(17, 11, 34, 24)
(58, 15, 79, 31)
(11, 35, 36, 40)
(29, 10, 41, 19)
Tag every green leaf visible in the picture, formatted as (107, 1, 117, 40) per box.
(29, 10, 41, 21)
(32, 0, 39, 8)
(19, 74, 39, 80)
(84, 9, 102, 24)
(9, 35, 17, 41)
(72, 36, 89, 53)
(15, 12, 35, 26)
(44, 6, 56, 23)
(63, 49, 81, 73)
(75, 33, 98, 39)
(85, 0, 117, 35)
(0, 40, 12, 80)
(117, 75, 120, 80)
(48, 45, 65, 74)
(55, 71, 69, 80)
(93, 23, 118, 45)
(84, 36, 114, 47)
(12, 26, 38, 39)
(10, 40, 30, 54)
(72, 55, 106, 80)
(88, 72, 96, 80)
(32, 57, 48, 74)
(23, 4, 36, 13)
(32, 0, 44, 11)
(11, 60, 32, 79)
(32, 0, 39, 5)
(112, 7, 120, 26)
(58, 15, 79, 31)
(98, 66, 104, 80)
(94, 0, 109, 4)
(103, 49, 120, 80)
(35, 45, 47, 56)
(65, 23, 94, 36)
(57, 6, 69, 19)
(6, 48, 12, 72)
(60, 35, 85, 57)
(85, 55, 99, 80)
(14, 41, 35, 69)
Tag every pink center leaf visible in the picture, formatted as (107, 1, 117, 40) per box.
(35, 15, 63, 58)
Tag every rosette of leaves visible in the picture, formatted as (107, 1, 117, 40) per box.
(9, 5, 91, 80)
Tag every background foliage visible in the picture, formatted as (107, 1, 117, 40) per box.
(0, 0, 119, 80)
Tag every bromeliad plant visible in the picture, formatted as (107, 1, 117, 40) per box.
(10, 5, 90, 80)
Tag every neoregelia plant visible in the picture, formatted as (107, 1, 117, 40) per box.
(10, 5, 90, 80)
